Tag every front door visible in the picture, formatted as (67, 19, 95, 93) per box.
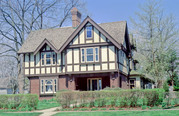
(87, 78, 102, 91)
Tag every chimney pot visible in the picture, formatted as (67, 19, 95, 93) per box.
(71, 7, 81, 28)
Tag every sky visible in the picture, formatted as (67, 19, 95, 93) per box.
(84, 0, 179, 28)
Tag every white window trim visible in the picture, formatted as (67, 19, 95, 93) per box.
(40, 79, 57, 94)
(81, 47, 99, 63)
(41, 52, 56, 66)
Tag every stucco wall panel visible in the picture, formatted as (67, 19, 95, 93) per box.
(67, 49, 72, 64)
(101, 46, 107, 62)
(73, 49, 79, 63)
(109, 46, 115, 61)
(94, 28, 99, 43)
(79, 29, 84, 44)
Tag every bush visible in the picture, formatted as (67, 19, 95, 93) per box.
(0, 94, 38, 110)
(141, 105, 147, 110)
(56, 89, 165, 108)
(174, 86, 179, 91)
(163, 81, 169, 92)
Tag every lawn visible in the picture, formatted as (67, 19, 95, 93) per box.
(36, 98, 60, 110)
(53, 110, 179, 116)
(0, 112, 42, 116)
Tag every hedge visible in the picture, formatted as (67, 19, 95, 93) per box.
(0, 94, 39, 110)
(56, 89, 166, 108)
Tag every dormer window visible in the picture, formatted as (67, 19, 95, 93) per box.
(86, 26, 92, 38)
(41, 52, 56, 65)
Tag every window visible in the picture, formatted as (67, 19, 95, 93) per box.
(82, 49, 85, 62)
(41, 79, 57, 94)
(81, 47, 99, 63)
(86, 48, 93, 62)
(41, 52, 56, 65)
(129, 79, 135, 89)
(95, 48, 99, 61)
(86, 26, 92, 38)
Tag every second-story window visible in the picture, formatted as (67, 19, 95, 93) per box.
(81, 47, 99, 63)
(86, 26, 92, 38)
(41, 52, 56, 65)
(86, 48, 93, 61)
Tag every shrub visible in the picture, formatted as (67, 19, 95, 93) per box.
(91, 108, 98, 111)
(56, 89, 165, 108)
(163, 81, 169, 92)
(109, 107, 115, 110)
(100, 108, 106, 110)
(141, 105, 147, 110)
(0, 94, 38, 110)
(174, 86, 179, 91)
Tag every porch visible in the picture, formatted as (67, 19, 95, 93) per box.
(66, 72, 124, 91)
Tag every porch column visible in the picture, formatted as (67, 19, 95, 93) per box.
(68, 75, 76, 90)
(110, 72, 119, 88)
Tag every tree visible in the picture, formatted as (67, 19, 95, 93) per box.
(130, 0, 178, 87)
(165, 49, 178, 86)
(0, 0, 86, 93)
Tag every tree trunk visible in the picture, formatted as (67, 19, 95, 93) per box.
(18, 54, 24, 94)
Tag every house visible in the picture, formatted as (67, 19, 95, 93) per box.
(0, 78, 13, 94)
(18, 8, 152, 99)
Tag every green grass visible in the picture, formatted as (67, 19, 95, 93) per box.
(36, 99, 60, 110)
(53, 110, 179, 116)
(0, 112, 42, 116)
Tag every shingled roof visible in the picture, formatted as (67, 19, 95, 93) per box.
(18, 17, 127, 54)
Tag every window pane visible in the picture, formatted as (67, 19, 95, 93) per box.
(41, 80, 44, 92)
(95, 48, 99, 61)
(42, 59, 44, 65)
(82, 49, 84, 54)
(46, 80, 52, 84)
(86, 26, 92, 38)
(46, 59, 51, 64)
(86, 48, 93, 54)
(82, 56, 85, 62)
(46, 53, 51, 58)
(46, 85, 52, 92)
(96, 55, 98, 61)
(87, 55, 93, 61)
(95, 48, 98, 54)
(99, 79, 102, 90)
(41, 53, 44, 58)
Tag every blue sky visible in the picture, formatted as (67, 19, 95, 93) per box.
(85, 0, 179, 27)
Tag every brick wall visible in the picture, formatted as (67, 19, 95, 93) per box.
(59, 75, 68, 90)
(110, 72, 119, 88)
(29, 77, 39, 96)
(121, 74, 129, 89)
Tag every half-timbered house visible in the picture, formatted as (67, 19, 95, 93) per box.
(18, 8, 153, 98)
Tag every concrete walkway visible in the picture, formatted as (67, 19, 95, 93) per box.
(35, 107, 60, 116)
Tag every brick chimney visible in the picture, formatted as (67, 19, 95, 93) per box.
(71, 7, 81, 28)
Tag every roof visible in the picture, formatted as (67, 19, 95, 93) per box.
(18, 17, 127, 54)
(130, 70, 155, 82)
(0, 78, 9, 88)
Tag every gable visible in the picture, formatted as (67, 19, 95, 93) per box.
(69, 22, 111, 46)
(34, 39, 58, 55)
(59, 16, 124, 53)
